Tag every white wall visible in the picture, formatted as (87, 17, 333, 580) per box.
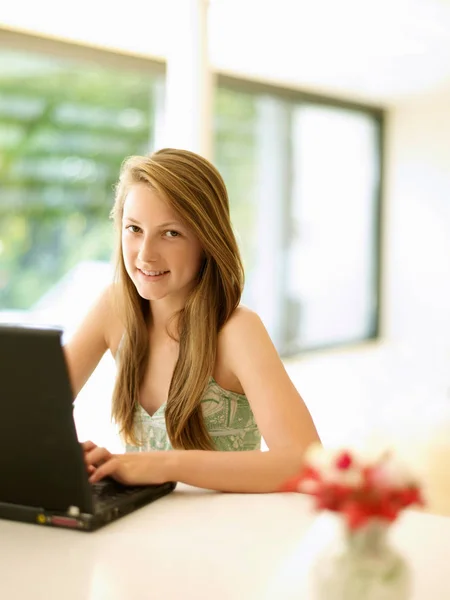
(383, 84, 450, 349)
(0, 1, 169, 58)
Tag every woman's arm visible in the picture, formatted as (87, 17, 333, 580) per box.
(63, 285, 115, 398)
(86, 445, 307, 493)
(218, 307, 320, 454)
(165, 448, 306, 493)
(86, 307, 320, 492)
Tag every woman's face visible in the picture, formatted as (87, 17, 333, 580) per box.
(121, 183, 204, 304)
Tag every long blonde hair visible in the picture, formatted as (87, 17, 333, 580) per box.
(110, 148, 244, 450)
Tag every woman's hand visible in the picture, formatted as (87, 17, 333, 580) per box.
(81, 440, 101, 477)
(81, 441, 172, 486)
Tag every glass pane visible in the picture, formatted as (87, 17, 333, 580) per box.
(213, 86, 259, 294)
(0, 47, 159, 336)
(214, 88, 381, 354)
(214, 86, 290, 348)
(285, 104, 380, 351)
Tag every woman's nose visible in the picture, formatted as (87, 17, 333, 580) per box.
(138, 236, 159, 263)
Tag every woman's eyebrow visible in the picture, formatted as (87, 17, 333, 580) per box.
(123, 217, 183, 228)
(123, 216, 141, 224)
(158, 221, 183, 228)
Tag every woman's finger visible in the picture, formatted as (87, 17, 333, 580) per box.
(89, 457, 119, 483)
(81, 440, 97, 452)
(85, 446, 111, 467)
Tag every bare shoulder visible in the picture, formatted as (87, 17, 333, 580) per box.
(101, 283, 126, 355)
(214, 306, 272, 394)
(63, 283, 124, 397)
(74, 283, 123, 350)
(219, 305, 270, 348)
(217, 305, 276, 375)
(221, 304, 264, 332)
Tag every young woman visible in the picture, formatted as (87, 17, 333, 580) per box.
(64, 148, 320, 493)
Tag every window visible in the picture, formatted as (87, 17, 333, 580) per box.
(0, 36, 162, 340)
(214, 79, 382, 355)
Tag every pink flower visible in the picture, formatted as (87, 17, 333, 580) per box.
(279, 443, 424, 530)
(335, 451, 353, 470)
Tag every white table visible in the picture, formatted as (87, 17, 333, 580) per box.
(0, 484, 449, 600)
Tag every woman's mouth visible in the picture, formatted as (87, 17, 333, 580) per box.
(138, 268, 169, 280)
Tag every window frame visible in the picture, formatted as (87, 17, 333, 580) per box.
(216, 73, 385, 356)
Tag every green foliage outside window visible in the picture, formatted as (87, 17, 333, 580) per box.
(214, 86, 258, 280)
(0, 49, 155, 309)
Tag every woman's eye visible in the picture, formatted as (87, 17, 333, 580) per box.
(165, 230, 180, 238)
(126, 225, 141, 233)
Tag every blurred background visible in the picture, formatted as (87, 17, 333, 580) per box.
(1, 0, 449, 512)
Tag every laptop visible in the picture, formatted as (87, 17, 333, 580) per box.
(0, 324, 176, 532)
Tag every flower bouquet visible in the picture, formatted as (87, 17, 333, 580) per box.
(282, 443, 423, 529)
(281, 443, 424, 600)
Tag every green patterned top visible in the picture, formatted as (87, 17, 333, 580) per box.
(125, 378, 261, 453)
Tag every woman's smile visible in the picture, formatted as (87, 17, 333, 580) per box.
(137, 268, 170, 281)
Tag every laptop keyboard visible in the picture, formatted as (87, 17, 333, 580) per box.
(91, 478, 144, 509)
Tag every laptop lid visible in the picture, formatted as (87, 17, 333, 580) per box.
(0, 325, 94, 514)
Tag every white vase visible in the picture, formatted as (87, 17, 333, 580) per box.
(311, 517, 411, 600)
